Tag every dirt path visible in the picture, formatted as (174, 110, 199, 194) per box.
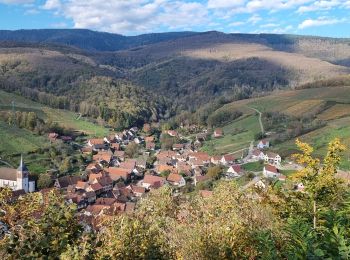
(248, 107, 264, 134)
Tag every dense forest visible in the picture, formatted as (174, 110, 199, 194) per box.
(1, 139, 350, 259)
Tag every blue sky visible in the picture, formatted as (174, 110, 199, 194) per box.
(0, 0, 349, 37)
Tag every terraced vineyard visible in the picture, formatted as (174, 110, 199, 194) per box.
(202, 86, 350, 170)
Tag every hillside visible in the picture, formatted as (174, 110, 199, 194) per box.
(1, 30, 350, 123)
(200, 86, 350, 170)
(0, 29, 197, 52)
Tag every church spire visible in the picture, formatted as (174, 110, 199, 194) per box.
(17, 155, 28, 172)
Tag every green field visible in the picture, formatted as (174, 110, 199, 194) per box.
(0, 121, 49, 156)
(0, 90, 109, 137)
(201, 115, 260, 155)
(202, 86, 350, 170)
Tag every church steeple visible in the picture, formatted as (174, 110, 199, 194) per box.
(17, 155, 28, 172)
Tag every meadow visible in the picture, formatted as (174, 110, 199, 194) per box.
(203, 86, 350, 170)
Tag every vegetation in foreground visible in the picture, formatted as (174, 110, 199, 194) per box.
(1, 139, 350, 259)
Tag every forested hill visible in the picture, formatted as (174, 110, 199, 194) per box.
(0, 29, 198, 52)
(1, 29, 350, 126)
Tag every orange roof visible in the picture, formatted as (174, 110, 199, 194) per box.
(189, 152, 210, 161)
(89, 173, 103, 182)
(167, 173, 183, 183)
(106, 167, 130, 180)
(222, 154, 235, 162)
(88, 138, 105, 145)
(93, 153, 111, 162)
(156, 165, 177, 173)
(76, 181, 89, 190)
(265, 164, 278, 173)
(143, 175, 166, 185)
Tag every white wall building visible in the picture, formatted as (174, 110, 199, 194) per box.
(0, 156, 35, 193)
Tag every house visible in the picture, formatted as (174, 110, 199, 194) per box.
(0, 156, 35, 193)
(221, 154, 235, 166)
(194, 174, 210, 186)
(213, 128, 223, 138)
(263, 165, 280, 178)
(211, 156, 222, 165)
(93, 152, 113, 164)
(251, 149, 265, 160)
(146, 141, 156, 151)
(167, 173, 186, 187)
(55, 175, 81, 189)
(156, 165, 177, 174)
(95, 176, 113, 192)
(172, 143, 185, 151)
(88, 138, 105, 147)
(257, 139, 269, 149)
(176, 162, 192, 176)
(264, 152, 282, 166)
(188, 152, 210, 164)
(141, 175, 166, 189)
(227, 165, 243, 178)
(75, 181, 89, 191)
(167, 130, 178, 137)
(106, 168, 131, 182)
(126, 185, 146, 197)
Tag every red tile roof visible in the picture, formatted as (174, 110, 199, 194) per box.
(167, 173, 183, 183)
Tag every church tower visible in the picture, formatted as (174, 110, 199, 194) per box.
(17, 155, 29, 192)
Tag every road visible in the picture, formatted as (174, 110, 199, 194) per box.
(249, 107, 264, 134)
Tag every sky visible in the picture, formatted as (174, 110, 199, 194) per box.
(0, 0, 349, 37)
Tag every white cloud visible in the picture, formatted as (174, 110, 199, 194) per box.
(208, 0, 246, 9)
(229, 21, 246, 26)
(42, 0, 61, 10)
(260, 23, 280, 28)
(41, 0, 209, 34)
(298, 17, 346, 29)
(0, 0, 33, 3)
(247, 14, 261, 24)
(297, 0, 343, 13)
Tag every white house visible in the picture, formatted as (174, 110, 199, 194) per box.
(221, 154, 235, 166)
(0, 156, 35, 193)
(257, 140, 269, 149)
(251, 149, 265, 160)
(167, 173, 186, 187)
(226, 165, 243, 178)
(264, 152, 282, 166)
(263, 164, 280, 178)
(141, 175, 166, 189)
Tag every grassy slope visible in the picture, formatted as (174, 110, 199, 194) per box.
(0, 121, 48, 156)
(201, 114, 260, 155)
(202, 86, 350, 170)
(0, 90, 108, 155)
(0, 90, 108, 137)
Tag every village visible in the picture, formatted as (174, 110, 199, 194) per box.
(0, 122, 296, 230)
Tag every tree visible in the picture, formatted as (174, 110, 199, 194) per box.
(37, 174, 53, 189)
(125, 142, 139, 158)
(292, 138, 346, 228)
(206, 166, 223, 180)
